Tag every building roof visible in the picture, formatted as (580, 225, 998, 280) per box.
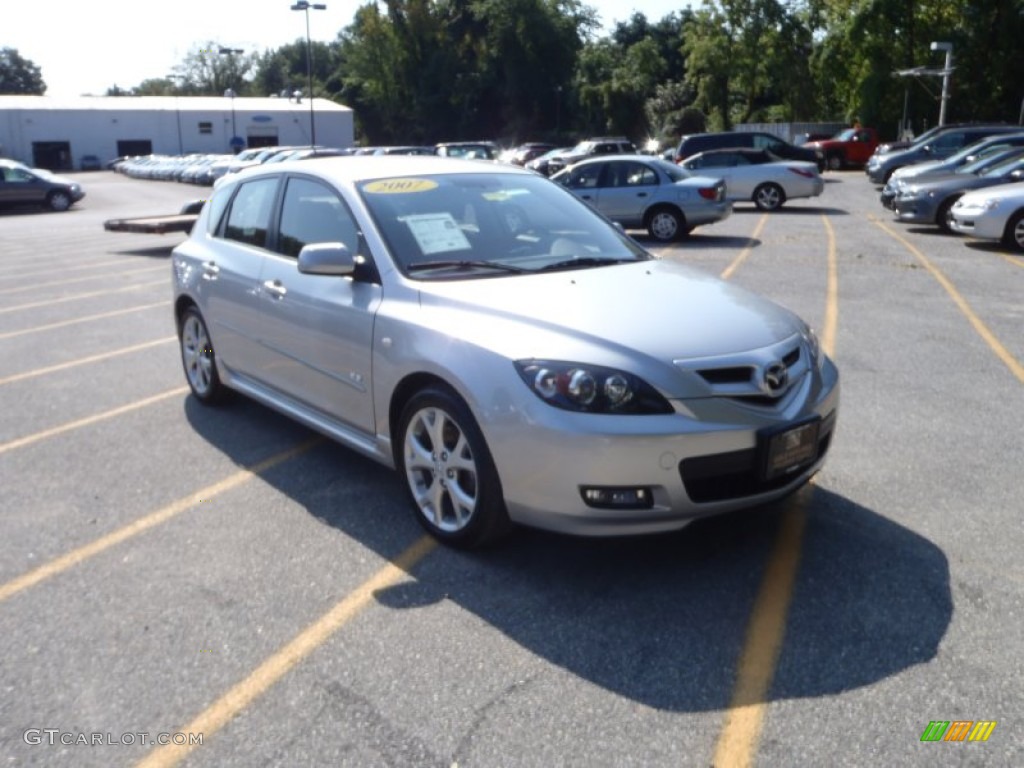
(0, 95, 350, 113)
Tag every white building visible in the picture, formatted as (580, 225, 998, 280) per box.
(0, 95, 354, 170)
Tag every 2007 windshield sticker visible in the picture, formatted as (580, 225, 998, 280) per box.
(363, 178, 438, 194)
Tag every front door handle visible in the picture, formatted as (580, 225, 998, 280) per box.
(263, 279, 287, 299)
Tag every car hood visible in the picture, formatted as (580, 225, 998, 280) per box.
(956, 180, 1024, 206)
(906, 174, 1004, 194)
(415, 259, 803, 365)
(894, 159, 947, 178)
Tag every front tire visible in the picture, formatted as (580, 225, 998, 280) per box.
(1004, 210, 1024, 252)
(826, 152, 843, 171)
(753, 183, 785, 211)
(47, 191, 72, 212)
(646, 206, 686, 242)
(179, 306, 227, 404)
(936, 197, 959, 232)
(397, 387, 511, 548)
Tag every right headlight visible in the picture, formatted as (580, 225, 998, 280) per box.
(514, 360, 673, 414)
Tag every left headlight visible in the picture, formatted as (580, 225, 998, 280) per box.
(514, 360, 673, 414)
(803, 326, 824, 370)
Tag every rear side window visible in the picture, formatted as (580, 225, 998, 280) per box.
(752, 134, 783, 151)
(223, 178, 278, 248)
(276, 176, 359, 258)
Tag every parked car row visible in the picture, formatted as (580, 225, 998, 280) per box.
(864, 123, 1024, 251)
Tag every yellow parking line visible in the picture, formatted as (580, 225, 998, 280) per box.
(997, 251, 1024, 269)
(0, 440, 321, 604)
(0, 336, 176, 386)
(713, 493, 811, 768)
(712, 214, 838, 768)
(0, 264, 167, 296)
(135, 535, 437, 768)
(721, 214, 769, 280)
(0, 279, 168, 315)
(0, 386, 188, 456)
(0, 301, 169, 340)
(873, 218, 1024, 385)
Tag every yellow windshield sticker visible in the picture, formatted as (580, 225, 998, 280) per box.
(364, 178, 438, 194)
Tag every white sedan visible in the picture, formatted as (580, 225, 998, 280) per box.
(949, 180, 1024, 251)
(681, 148, 824, 211)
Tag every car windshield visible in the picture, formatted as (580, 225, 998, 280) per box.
(834, 129, 856, 141)
(358, 173, 648, 278)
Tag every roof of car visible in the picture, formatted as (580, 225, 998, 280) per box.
(230, 155, 533, 184)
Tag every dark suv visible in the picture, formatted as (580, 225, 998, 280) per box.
(865, 125, 1023, 184)
(544, 137, 636, 176)
(675, 132, 823, 169)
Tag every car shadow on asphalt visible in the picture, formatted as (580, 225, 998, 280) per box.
(185, 395, 951, 713)
(730, 205, 850, 216)
(111, 244, 180, 258)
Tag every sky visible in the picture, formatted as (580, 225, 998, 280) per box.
(11, 0, 696, 99)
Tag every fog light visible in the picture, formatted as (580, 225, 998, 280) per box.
(580, 486, 653, 510)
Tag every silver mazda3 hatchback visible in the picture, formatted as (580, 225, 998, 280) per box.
(172, 156, 839, 548)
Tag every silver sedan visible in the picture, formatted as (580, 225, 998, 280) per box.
(681, 148, 824, 211)
(172, 156, 839, 548)
(550, 155, 731, 241)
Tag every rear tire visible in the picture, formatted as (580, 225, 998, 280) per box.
(179, 306, 227, 404)
(646, 206, 685, 242)
(753, 183, 785, 211)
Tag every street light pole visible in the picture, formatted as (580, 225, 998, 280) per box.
(290, 1, 326, 148)
(167, 74, 185, 154)
(930, 41, 953, 126)
(218, 47, 245, 153)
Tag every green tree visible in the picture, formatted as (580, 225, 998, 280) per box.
(683, 0, 814, 129)
(0, 47, 46, 95)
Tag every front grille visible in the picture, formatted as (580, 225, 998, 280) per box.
(679, 412, 834, 503)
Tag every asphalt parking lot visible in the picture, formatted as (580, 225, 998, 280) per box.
(1, 169, 1022, 767)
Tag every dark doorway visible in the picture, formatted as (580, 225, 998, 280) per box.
(247, 134, 278, 148)
(31, 142, 72, 171)
(116, 139, 153, 157)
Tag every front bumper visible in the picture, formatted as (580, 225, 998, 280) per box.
(894, 197, 939, 224)
(492, 358, 840, 536)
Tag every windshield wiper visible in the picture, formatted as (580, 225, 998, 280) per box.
(406, 259, 527, 274)
(536, 256, 632, 272)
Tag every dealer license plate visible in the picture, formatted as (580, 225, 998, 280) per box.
(761, 419, 820, 480)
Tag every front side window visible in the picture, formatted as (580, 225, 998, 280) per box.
(276, 176, 359, 258)
(222, 177, 278, 248)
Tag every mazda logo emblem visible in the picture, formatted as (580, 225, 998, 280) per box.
(762, 362, 789, 394)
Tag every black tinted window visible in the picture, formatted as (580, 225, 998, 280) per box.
(223, 178, 278, 248)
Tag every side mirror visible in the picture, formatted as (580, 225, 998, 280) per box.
(297, 242, 356, 276)
(921, 144, 933, 154)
